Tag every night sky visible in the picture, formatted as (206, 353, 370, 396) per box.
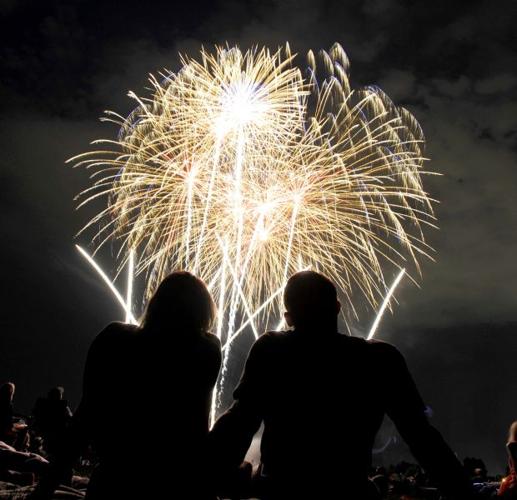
(1, 0, 516, 474)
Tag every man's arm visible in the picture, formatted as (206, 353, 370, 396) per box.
(378, 342, 472, 499)
(209, 335, 269, 475)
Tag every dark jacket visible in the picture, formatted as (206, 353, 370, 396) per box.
(210, 330, 471, 499)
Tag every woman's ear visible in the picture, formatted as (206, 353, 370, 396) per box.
(284, 311, 294, 327)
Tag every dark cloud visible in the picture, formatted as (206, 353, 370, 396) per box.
(1, 0, 516, 474)
(475, 73, 517, 95)
(0, 0, 16, 13)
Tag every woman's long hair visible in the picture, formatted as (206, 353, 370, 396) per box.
(141, 271, 215, 335)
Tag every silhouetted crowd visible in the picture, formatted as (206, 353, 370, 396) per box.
(0, 271, 515, 499)
(0, 385, 513, 500)
(0, 383, 74, 487)
(368, 460, 504, 499)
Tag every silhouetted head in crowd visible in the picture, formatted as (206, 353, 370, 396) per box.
(142, 271, 216, 335)
(283, 271, 341, 333)
(0, 382, 15, 405)
(47, 386, 64, 401)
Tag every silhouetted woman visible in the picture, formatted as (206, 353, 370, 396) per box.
(34, 272, 221, 499)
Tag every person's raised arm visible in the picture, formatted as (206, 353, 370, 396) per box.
(379, 342, 472, 499)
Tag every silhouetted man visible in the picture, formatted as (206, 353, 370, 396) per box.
(210, 271, 472, 499)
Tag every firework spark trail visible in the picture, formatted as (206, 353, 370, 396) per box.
(368, 268, 406, 340)
(184, 166, 195, 269)
(125, 250, 134, 324)
(76, 245, 137, 325)
(211, 239, 228, 426)
(215, 231, 261, 416)
(71, 44, 436, 417)
(192, 140, 222, 275)
(224, 129, 246, 366)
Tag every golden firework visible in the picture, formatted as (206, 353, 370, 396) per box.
(71, 43, 435, 414)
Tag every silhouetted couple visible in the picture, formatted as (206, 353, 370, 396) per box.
(34, 271, 472, 499)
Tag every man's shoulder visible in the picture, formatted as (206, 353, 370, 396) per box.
(256, 330, 294, 346)
(247, 330, 291, 356)
(362, 338, 406, 366)
(251, 332, 404, 363)
(365, 338, 401, 353)
(337, 335, 404, 362)
(261, 330, 291, 340)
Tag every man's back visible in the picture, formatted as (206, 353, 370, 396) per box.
(248, 331, 387, 482)
(211, 329, 469, 498)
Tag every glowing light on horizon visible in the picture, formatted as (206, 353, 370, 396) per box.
(71, 43, 435, 420)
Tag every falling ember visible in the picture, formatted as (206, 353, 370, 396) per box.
(71, 44, 436, 419)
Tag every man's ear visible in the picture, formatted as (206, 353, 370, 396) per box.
(336, 300, 341, 315)
(284, 311, 294, 327)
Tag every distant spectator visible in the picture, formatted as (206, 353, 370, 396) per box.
(0, 440, 49, 486)
(464, 457, 488, 484)
(0, 382, 15, 444)
(1, 382, 31, 451)
(499, 421, 517, 498)
(32, 387, 73, 457)
(371, 473, 389, 498)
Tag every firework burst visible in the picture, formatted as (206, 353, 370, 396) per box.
(71, 43, 436, 416)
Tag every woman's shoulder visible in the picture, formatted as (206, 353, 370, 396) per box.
(201, 332, 222, 352)
(91, 322, 140, 349)
(100, 321, 139, 337)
